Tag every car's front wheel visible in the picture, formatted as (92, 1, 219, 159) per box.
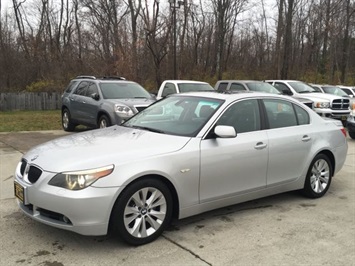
(110, 178, 173, 245)
(349, 131, 355, 139)
(62, 109, 76, 131)
(302, 154, 332, 198)
(98, 115, 111, 128)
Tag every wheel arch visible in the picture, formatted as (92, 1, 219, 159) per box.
(110, 174, 180, 222)
(62, 105, 69, 113)
(97, 111, 112, 124)
(316, 150, 335, 177)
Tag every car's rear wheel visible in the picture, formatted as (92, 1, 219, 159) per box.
(110, 178, 173, 245)
(302, 154, 332, 198)
(98, 115, 111, 128)
(62, 109, 76, 131)
(349, 131, 355, 139)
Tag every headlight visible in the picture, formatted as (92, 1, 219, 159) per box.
(115, 104, 134, 116)
(314, 102, 330, 108)
(48, 165, 114, 190)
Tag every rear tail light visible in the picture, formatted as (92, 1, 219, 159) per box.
(341, 128, 347, 137)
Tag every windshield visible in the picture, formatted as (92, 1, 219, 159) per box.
(288, 81, 316, 93)
(323, 86, 349, 97)
(100, 82, 152, 99)
(178, 83, 214, 93)
(124, 95, 223, 137)
(246, 82, 281, 94)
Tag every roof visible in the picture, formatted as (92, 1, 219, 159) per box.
(163, 80, 210, 84)
(171, 90, 301, 103)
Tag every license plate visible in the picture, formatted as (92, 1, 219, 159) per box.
(341, 116, 347, 120)
(14, 182, 24, 203)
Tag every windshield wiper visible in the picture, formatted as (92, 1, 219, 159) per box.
(129, 125, 165, 134)
(298, 90, 312, 93)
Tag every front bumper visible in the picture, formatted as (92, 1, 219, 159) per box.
(315, 108, 350, 120)
(14, 166, 120, 236)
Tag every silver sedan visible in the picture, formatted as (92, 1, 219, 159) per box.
(14, 92, 348, 245)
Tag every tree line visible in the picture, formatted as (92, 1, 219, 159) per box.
(0, 0, 354, 93)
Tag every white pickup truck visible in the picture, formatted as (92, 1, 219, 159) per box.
(266, 80, 351, 122)
(156, 80, 214, 100)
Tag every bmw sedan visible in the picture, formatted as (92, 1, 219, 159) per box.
(14, 92, 348, 245)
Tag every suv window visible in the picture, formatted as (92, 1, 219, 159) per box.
(216, 82, 228, 92)
(99, 82, 151, 99)
(274, 83, 293, 95)
(162, 83, 177, 97)
(65, 80, 79, 93)
(86, 83, 99, 97)
(230, 83, 246, 91)
(74, 81, 90, 96)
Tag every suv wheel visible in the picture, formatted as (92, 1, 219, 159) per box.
(349, 131, 355, 139)
(98, 115, 111, 128)
(62, 109, 76, 131)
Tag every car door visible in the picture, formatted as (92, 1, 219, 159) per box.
(82, 82, 100, 125)
(199, 99, 269, 203)
(70, 81, 90, 121)
(262, 98, 314, 185)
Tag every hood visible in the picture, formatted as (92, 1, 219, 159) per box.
(299, 93, 343, 102)
(105, 98, 155, 107)
(23, 126, 190, 173)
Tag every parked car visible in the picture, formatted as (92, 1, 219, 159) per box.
(266, 80, 351, 122)
(61, 76, 156, 131)
(14, 91, 348, 245)
(156, 80, 214, 100)
(337, 85, 355, 98)
(215, 80, 313, 108)
(311, 84, 351, 98)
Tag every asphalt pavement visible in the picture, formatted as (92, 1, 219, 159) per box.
(0, 130, 354, 266)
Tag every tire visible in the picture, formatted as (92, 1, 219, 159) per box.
(302, 154, 332, 198)
(349, 131, 355, 139)
(62, 109, 76, 131)
(98, 115, 111, 128)
(110, 178, 173, 245)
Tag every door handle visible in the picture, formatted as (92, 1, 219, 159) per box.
(254, 142, 267, 150)
(302, 135, 311, 142)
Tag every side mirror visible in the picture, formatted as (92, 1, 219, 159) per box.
(214, 125, 236, 138)
(282, 89, 292, 96)
(91, 93, 100, 100)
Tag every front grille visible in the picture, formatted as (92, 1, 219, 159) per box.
(135, 106, 147, 112)
(20, 159, 27, 175)
(28, 166, 42, 183)
(19, 159, 42, 184)
(332, 99, 350, 110)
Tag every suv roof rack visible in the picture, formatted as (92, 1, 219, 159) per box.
(75, 75, 96, 79)
(74, 75, 126, 80)
(100, 76, 126, 80)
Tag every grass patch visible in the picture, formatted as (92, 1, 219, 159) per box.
(0, 110, 62, 132)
